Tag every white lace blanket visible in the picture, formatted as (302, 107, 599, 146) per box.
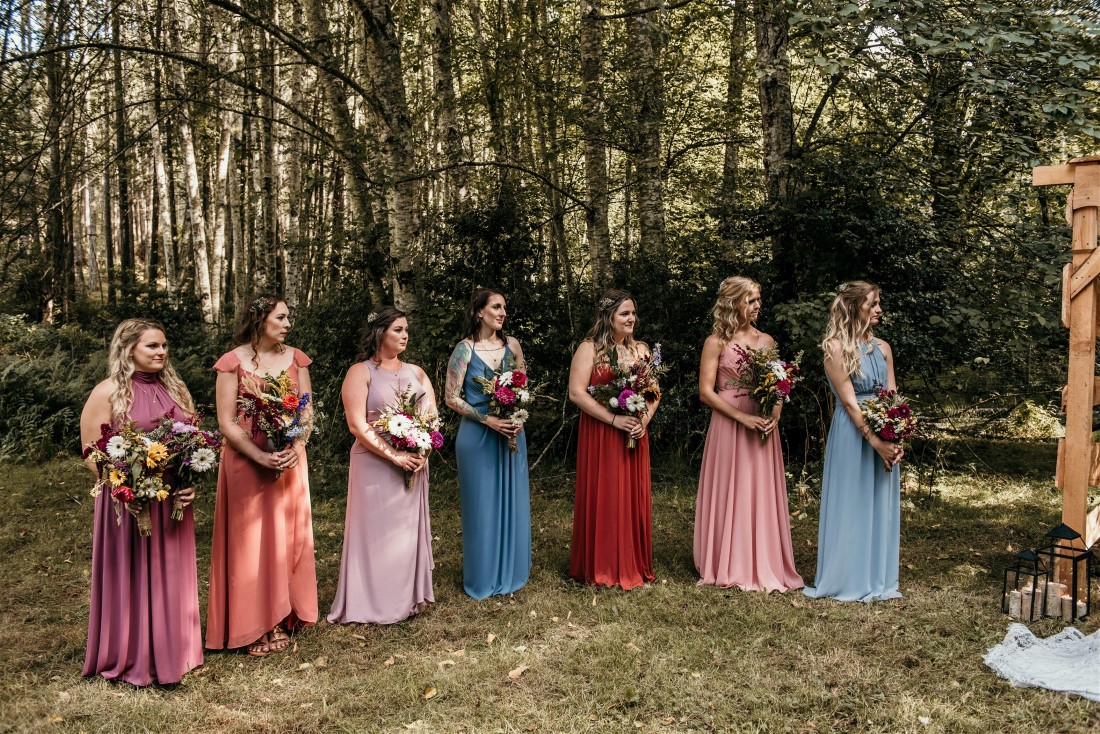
(983, 623, 1100, 702)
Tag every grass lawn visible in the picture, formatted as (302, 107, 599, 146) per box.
(1, 438, 1097, 733)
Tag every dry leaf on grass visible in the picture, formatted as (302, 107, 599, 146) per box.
(383, 656, 396, 667)
(508, 664, 529, 680)
(591, 595, 597, 607)
(297, 662, 313, 671)
(486, 632, 497, 645)
(451, 649, 465, 656)
(438, 660, 455, 670)
(512, 645, 527, 652)
(660, 717, 676, 725)
(422, 686, 437, 700)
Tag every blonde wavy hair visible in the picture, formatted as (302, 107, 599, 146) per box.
(712, 276, 760, 343)
(107, 319, 195, 425)
(586, 288, 642, 364)
(821, 281, 880, 377)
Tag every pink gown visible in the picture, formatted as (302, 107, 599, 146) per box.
(83, 371, 203, 686)
(205, 349, 318, 650)
(693, 340, 803, 591)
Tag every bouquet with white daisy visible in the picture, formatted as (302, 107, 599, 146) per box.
(83, 422, 175, 536)
(157, 416, 223, 519)
(472, 353, 534, 453)
(374, 384, 445, 489)
(587, 344, 667, 448)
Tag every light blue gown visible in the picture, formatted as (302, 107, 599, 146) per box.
(455, 347, 532, 599)
(804, 340, 902, 602)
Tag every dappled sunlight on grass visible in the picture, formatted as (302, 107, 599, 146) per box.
(1, 451, 1097, 732)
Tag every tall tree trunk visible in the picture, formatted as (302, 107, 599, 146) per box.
(580, 0, 611, 287)
(210, 20, 239, 320)
(43, 0, 71, 321)
(753, 0, 793, 205)
(753, 0, 794, 294)
(113, 10, 135, 297)
(304, 0, 385, 304)
(355, 0, 421, 314)
(720, 0, 748, 255)
(470, 0, 509, 182)
(624, 0, 665, 258)
(431, 0, 466, 205)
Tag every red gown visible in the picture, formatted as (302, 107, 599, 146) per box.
(569, 364, 655, 589)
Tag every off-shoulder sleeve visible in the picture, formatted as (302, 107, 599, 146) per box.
(213, 351, 240, 373)
(293, 349, 313, 368)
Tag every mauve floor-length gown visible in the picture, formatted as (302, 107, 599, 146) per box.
(328, 360, 434, 624)
(83, 370, 203, 686)
(693, 339, 803, 591)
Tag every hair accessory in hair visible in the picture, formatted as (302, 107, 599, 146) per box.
(599, 296, 616, 310)
(250, 297, 273, 314)
(366, 311, 379, 324)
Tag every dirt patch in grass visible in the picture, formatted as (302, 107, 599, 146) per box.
(1, 447, 1097, 733)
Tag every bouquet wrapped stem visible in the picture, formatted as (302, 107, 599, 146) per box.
(135, 504, 152, 537)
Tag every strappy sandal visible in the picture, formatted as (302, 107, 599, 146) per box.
(268, 625, 291, 653)
(247, 633, 273, 657)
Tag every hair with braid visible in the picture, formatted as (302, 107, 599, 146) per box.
(107, 319, 195, 425)
(711, 276, 760, 343)
(585, 288, 640, 364)
(821, 280, 880, 377)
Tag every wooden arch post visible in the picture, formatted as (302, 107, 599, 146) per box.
(1033, 156, 1099, 582)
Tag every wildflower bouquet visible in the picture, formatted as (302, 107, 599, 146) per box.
(587, 344, 667, 448)
(83, 422, 175, 536)
(373, 384, 445, 489)
(726, 345, 803, 439)
(237, 371, 314, 451)
(157, 416, 223, 520)
(472, 354, 533, 453)
(858, 386, 919, 471)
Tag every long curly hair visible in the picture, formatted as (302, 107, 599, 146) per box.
(821, 280, 880, 377)
(711, 276, 760, 343)
(107, 319, 195, 425)
(461, 287, 509, 343)
(357, 305, 408, 362)
(585, 288, 641, 364)
(233, 293, 286, 370)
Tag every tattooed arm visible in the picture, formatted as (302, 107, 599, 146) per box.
(444, 340, 485, 422)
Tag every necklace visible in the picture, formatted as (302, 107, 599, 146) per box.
(474, 339, 505, 352)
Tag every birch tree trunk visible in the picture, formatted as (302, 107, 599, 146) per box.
(624, 0, 665, 258)
(431, 0, 466, 205)
(113, 9, 135, 296)
(580, 0, 611, 287)
(355, 0, 421, 314)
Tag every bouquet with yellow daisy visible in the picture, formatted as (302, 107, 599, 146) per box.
(83, 422, 176, 536)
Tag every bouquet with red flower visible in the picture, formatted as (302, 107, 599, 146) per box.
(587, 344, 667, 448)
(374, 385, 445, 489)
(237, 370, 314, 452)
(858, 386, 919, 471)
(473, 353, 534, 453)
(83, 422, 176, 536)
(726, 345, 803, 439)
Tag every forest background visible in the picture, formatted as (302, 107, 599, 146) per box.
(0, 0, 1097, 470)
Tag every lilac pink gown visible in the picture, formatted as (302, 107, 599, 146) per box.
(328, 359, 434, 623)
(694, 339, 803, 591)
(83, 371, 203, 685)
(205, 349, 318, 649)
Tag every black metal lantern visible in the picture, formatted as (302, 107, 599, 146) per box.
(1037, 523, 1093, 622)
(1001, 550, 1048, 621)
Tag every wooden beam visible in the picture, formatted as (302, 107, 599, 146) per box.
(1055, 439, 1100, 488)
(1033, 164, 1076, 187)
(1062, 263, 1071, 328)
(1070, 247, 1100, 298)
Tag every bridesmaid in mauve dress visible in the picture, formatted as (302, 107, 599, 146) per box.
(79, 319, 202, 686)
(568, 289, 660, 589)
(693, 277, 802, 592)
(445, 288, 531, 600)
(805, 281, 904, 602)
(328, 306, 435, 624)
(206, 294, 318, 656)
